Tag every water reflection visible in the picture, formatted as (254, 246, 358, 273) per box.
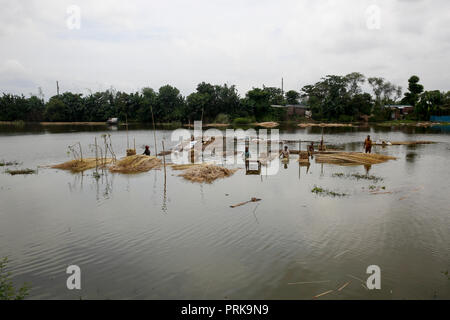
(67, 170, 114, 202)
(406, 152, 417, 163)
(1, 124, 450, 300)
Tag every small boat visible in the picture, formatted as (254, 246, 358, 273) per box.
(106, 117, 118, 125)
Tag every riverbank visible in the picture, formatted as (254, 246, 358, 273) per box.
(375, 120, 450, 127)
(1, 120, 448, 128)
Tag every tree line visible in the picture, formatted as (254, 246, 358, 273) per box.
(1, 74, 449, 123)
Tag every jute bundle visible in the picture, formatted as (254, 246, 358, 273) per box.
(170, 163, 204, 170)
(179, 164, 237, 183)
(126, 149, 136, 156)
(315, 152, 396, 166)
(109, 155, 161, 173)
(255, 122, 279, 128)
(52, 158, 113, 172)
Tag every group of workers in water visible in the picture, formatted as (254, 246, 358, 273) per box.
(143, 134, 374, 169)
(243, 134, 373, 170)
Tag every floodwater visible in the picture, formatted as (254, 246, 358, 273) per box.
(0, 123, 449, 300)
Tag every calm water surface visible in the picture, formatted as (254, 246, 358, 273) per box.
(0, 124, 449, 299)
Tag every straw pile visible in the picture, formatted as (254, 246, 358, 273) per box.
(109, 155, 161, 173)
(255, 122, 279, 128)
(299, 151, 309, 159)
(126, 149, 136, 156)
(298, 159, 310, 166)
(315, 152, 396, 166)
(170, 163, 204, 170)
(52, 158, 113, 172)
(179, 164, 237, 183)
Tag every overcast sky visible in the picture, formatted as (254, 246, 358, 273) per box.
(1, 0, 449, 99)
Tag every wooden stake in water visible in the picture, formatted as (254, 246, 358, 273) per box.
(150, 105, 157, 155)
(162, 140, 167, 199)
(78, 142, 83, 161)
(162, 141, 167, 176)
(95, 137, 98, 174)
(126, 115, 129, 149)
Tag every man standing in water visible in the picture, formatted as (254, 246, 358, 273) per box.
(244, 146, 251, 170)
(280, 146, 290, 159)
(364, 135, 373, 154)
(308, 142, 315, 158)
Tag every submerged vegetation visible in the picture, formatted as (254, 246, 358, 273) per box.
(332, 173, 384, 183)
(1, 74, 448, 124)
(0, 160, 20, 167)
(442, 271, 450, 280)
(311, 186, 348, 197)
(0, 257, 30, 300)
(5, 168, 36, 175)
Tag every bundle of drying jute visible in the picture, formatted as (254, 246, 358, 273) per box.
(52, 158, 113, 172)
(178, 164, 237, 183)
(314, 152, 396, 166)
(109, 155, 161, 173)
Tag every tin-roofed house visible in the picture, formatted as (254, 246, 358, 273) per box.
(271, 104, 311, 120)
(385, 105, 414, 120)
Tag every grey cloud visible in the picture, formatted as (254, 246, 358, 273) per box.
(0, 0, 449, 98)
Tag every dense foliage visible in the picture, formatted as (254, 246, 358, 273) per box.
(1, 74, 449, 123)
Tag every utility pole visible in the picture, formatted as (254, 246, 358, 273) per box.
(281, 77, 284, 96)
(56, 81, 60, 96)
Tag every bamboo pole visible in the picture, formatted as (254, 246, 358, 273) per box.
(126, 115, 129, 149)
(150, 105, 157, 155)
(162, 141, 167, 171)
(104, 136, 108, 164)
(79, 142, 83, 161)
(95, 137, 98, 174)
(162, 140, 167, 189)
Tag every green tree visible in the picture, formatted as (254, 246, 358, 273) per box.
(155, 85, 184, 122)
(368, 77, 385, 106)
(138, 87, 158, 122)
(44, 96, 70, 121)
(402, 75, 424, 106)
(244, 88, 271, 121)
(345, 72, 365, 97)
(416, 90, 443, 120)
(285, 90, 300, 105)
(0, 94, 44, 121)
(26, 96, 45, 121)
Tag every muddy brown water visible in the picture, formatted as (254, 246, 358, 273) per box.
(0, 124, 449, 299)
